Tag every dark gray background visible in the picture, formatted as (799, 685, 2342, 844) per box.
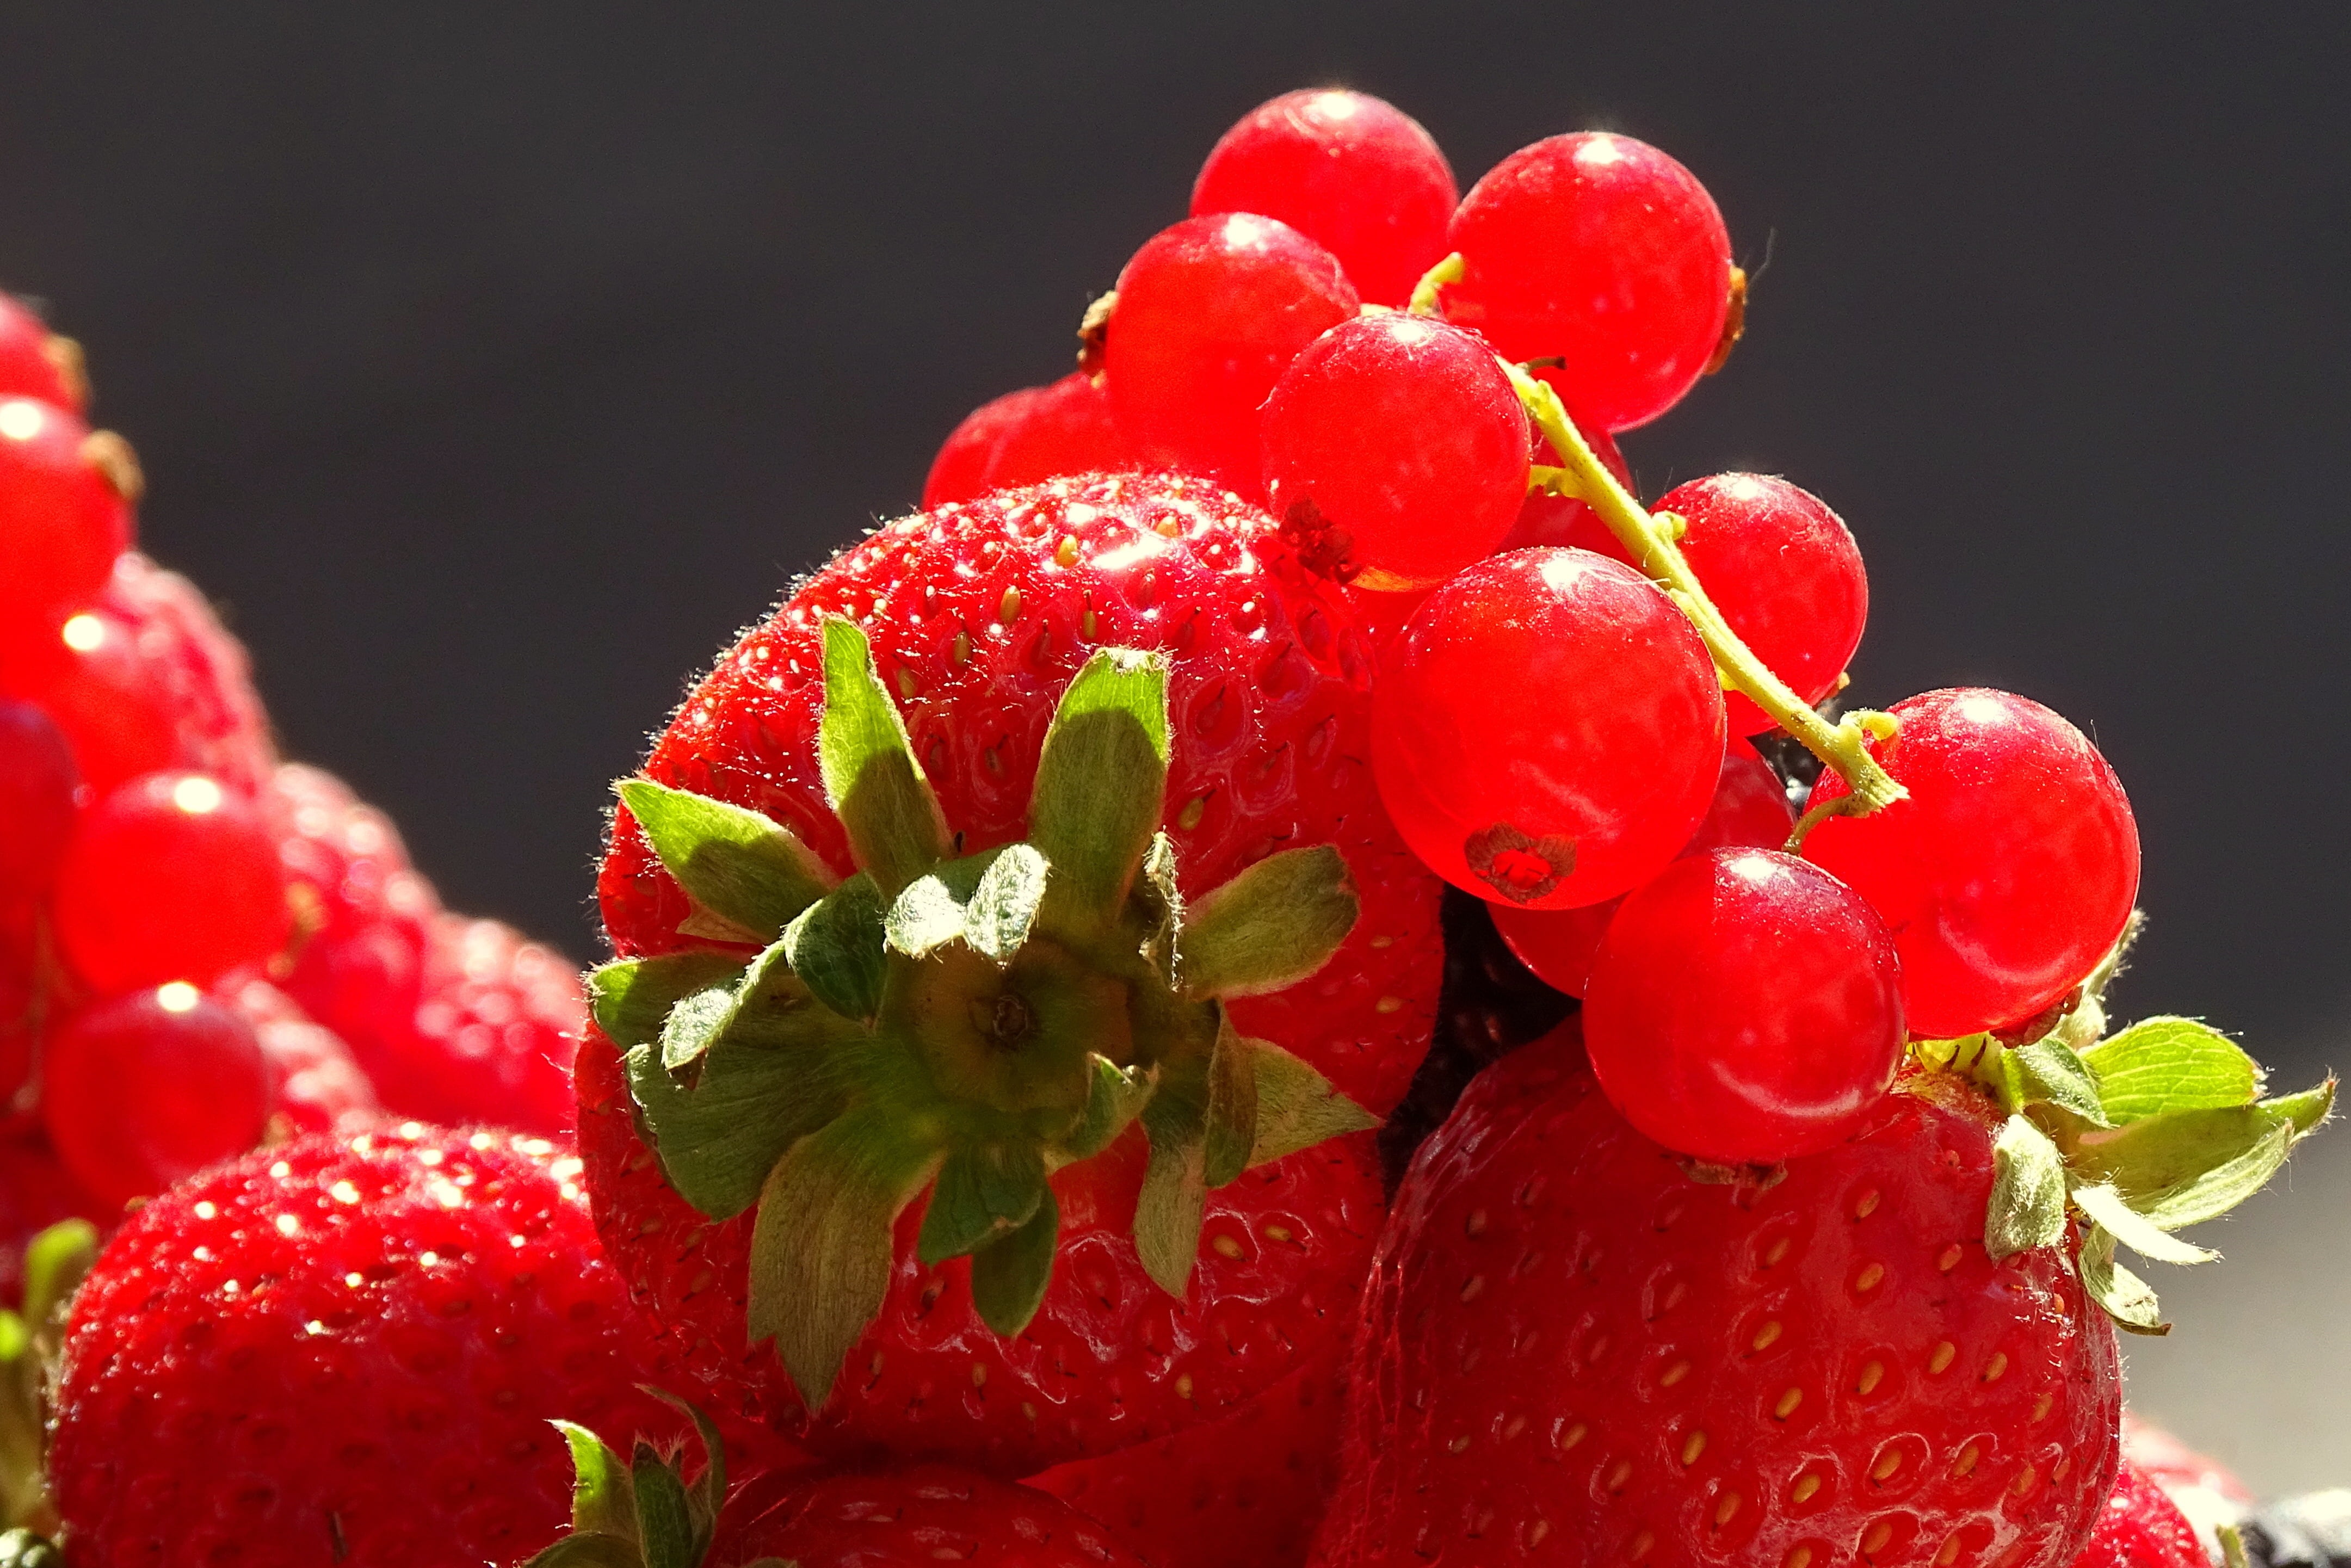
(3, 5, 2343, 1481)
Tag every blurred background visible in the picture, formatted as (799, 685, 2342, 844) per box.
(1, 3, 2343, 1485)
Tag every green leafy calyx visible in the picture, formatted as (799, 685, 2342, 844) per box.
(525, 1390, 787, 1568)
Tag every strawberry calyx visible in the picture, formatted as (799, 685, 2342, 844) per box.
(591, 618, 1374, 1411)
(0, 1220, 98, 1541)
(524, 1389, 783, 1568)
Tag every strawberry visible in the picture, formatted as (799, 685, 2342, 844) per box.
(583, 471, 1438, 1474)
(2069, 1463, 2205, 1568)
(41, 1125, 741, 1566)
(2119, 1413, 2250, 1562)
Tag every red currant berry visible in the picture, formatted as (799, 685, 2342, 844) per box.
(2, 607, 177, 792)
(1497, 425, 1632, 553)
(41, 983, 273, 1208)
(1190, 89, 1458, 307)
(1495, 738, 1795, 995)
(1802, 688, 2139, 1038)
(0, 698, 82, 894)
(0, 398, 132, 656)
(1562, 473, 1866, 734)
(1372, 547, 1724, 909)
(52, 771, 289, 993)
(1584, 848, 1905, 1164)
(0, 293, 82, 410)
(1260, 313, 1528, 589)
(923, 372, 1133, 508)
(1441, 133, 1733, 432)
(1103, 213, 1358, 487)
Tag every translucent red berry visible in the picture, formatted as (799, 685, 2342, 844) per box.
(1803, 688, 2140, 1038)
(0, 293, 81, 410)
(1372, 547, 1724, 909)
(0, 697, 81, 894)
(1563, 473, 1866, 734)
(1190, 88, 1458, 307)
(1494, 739, 1794, 996)
(1441, 132, 1733, 432)
(1103, 213, 1359, 487)
(1260, 313, 1528, 589)
(42, 983, 273, 1208)
(1583, 848, 1905, 1164)
(52, 771, 289, 992)
(923, 372, 1134, 508)
(0, 397, 131, 654)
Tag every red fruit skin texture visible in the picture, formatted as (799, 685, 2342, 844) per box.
(391, 912, 582, 1134)
(40, 984, 274, 1211)
(0, 696, 82, 894)
(1261, 313, 1531, 590)
(1500, 425, 1634, 554)
(924, 373, 1137, 509)
(1027, 1343, 1348, 1568)
(0, 1131, 99, 1307)
(0, 291, 82, 409)
(1441, 133, 1733, 433)
(52, 769, 290, 993)
(1803, 688, 2140, 1039)
(1583, 849, 1906, 1165)
(0, 396, 130, 657)
(49, 1126, 713, 1568)
(1566, 473, 1868, 736)
(577, 1027, 1387, 1479)
(2066, 1463, 2205, 1568)
(1190, 89, 1458, 308)
(1372, 547, 1725, 910)
(1104, 217, 1360, 488)
(221, 973, 385, 1137)
(1315, 1030, 2122, 1568)
(715, 1463, 1143, 1567)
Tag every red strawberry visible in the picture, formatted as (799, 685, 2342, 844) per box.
(1315, 1024, 2125, 1568)
(584, 472, 1437, 1475)
(44, 1125, 746, 1566)
(2068, 1463, 2205, 1568)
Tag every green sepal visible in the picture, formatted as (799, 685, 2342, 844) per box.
(0, 1316, 22, 1369)
(630, 1439, 699, 1568)
(1985, 1114, 2068, 1260)
(1028, 649, 1171, 931)
(590, 952, 751, 1053)
(1134, 1090, 1211, 1298)
(885, 844, 1051, 964)
(917, 1144, 1049, 1265)
(20, 1221, 95, 1338)
(2070, 1181, 2217, 1264)
(818, 618, 947, 897)
(969, 1184, 1060, 1335)
(523, 1536, 644, 1568)
(965, 843, 1051, 962)
(1066, 1054, 1156, 1162)
(2262, 1077, 2336, 1135)
(1246, 1041, 1380, 1168)
(639, 1387, 728, 1542)
(2001, 1038, 2109, 1128)
(744, 1108, 943, 1411)
(551, 1422, 637, 1542)
(783, 874, 887, 1022)
(1137, 833, 1182, 986)
(656, 940, 804, 1072)
(1201, 1013, 1260, 1189)
(625, 1021, 853, 1219)
(2078, 1226, 2170, 1336)
(616, 777, 835, 941)
(1179, 845, 1357, 1000)
(2082, 1016, 2262, 1122)
(2061, 1102, 2298, 1225)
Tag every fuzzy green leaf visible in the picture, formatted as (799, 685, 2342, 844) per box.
(589, 952, 751, 1052)
(2134, 1116, 2296, 1232)
(625, 1020, 853, 1220)
(524, 1536, 645, 1568)
(969, 1184, 1060, 1336)
(21, 1219, 96, 1335)
(745, 1109, 943, 1412)
(1134, 1092, 1210, 1297)
(1247, 1042, 1380, 1168)
(1179, 845, 1357, 1000)
(2001, 1037, 2110, 1128)
(1201, 1015, 1260, 1189)
(917, 1144, 1048, 1265)
(2064, 1103, 2297, 1226)
(638, 1388, 727, 1543)
(1065, 1055, 1156, 1162)
(0, 1312, 23, 1366)
(884, 846, 1008, 959)
(2261, 1077, 2336, 1135)
(658, 984, 738, 1073)
(2082, 1016, 2261, 1122)
(1137, 832, 1182, 987)
(965, 843, 1051, 962)
(661, 940, 807, 1072)
(2070, 1181, 2218, 1264)
(2079, 1226, 2169, 1336)
(551, 1421, 637, 1542)
(1985, 1114, 2069, 1260)
(818, 618, 948, 896)
(616, 778, 835, 940)
(631, 1440, 698, 1568)
(783, 874, 888, 1022)
(1028, 649, 1171, 929)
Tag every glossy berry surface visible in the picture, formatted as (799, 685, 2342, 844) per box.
(40, 983, 273, 1208)
(1494, 739, 1794, 997)
(0, 291, 81, 408)
(1103, 214, 1359, 486)
(1803, 689, 2140, 1038)
(1261, 313, 1529, 589)
(923, 371, 1136, 508)
(0, 396, 131, 652)
(0, 696, 81, 894)
(221, 974, 385, 1138)
(1583, 849, 1905, 1164)
(1372, 547, 1724, 910)
(1190, 89, 1457, 307)
(1440, 132, 1733, 433)
(717, 1463, 1143, 1567)
(1565, 473, 1867, 734)
(52, 770, 290, 992)
(2070, 1462, 2206, 1568)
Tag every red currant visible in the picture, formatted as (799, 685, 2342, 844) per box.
(1497, 424, 1632, 553)
(1802, 688, 2139, 1038)
(1441, 133, 1733, 432)
(1372, 547, 1724, 909)
(0, 698, 82, 895)
(0, 293, 81, 410)
(1494, 739, 1795, 995)
(1190, 89, 1457, 307)
(1260, 313, 1528, 589)
(1584, 848, 1905, 1164)
(41, 983, 273, 1208)
(1, 607, 178, 793)
(1103, 213, 1358, 487)
(1562, 473, 1866, 734)
(923, 372, 1134, 508)
(0, 398, 131, 657)
(52, 771, 289, 993)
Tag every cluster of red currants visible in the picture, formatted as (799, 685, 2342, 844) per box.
(0, 295, 585, 1289)
(925, 89, 2142, 1170)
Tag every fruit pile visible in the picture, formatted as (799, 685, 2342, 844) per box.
(0, 86, 2334, 1568)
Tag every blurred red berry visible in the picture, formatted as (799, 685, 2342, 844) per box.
(0, 291, 85, 410)
(0, 396, 131, 658)
(222, 972, 385, 1137)
(0, 696, 82, 894)
(923, 372, 1135, 508)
